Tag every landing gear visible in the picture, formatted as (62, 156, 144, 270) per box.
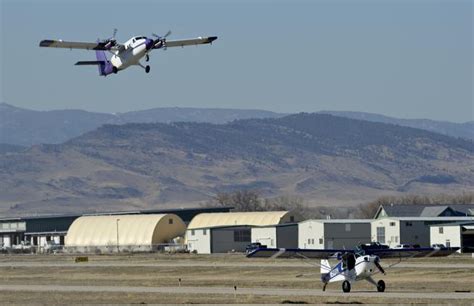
(342, 280, 351, 293)
(145, 65, 150, 73)
(112, 66, 118, 74)
(145, 54, 150, 62)
(377, 280, 385, 292)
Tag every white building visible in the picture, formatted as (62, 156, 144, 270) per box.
(186, 211, 302, 254)
(251, 224, 298, 249)
(298, 219, 371, 250)
(430, 221, 474, 252)
(371, 217, 474, 248)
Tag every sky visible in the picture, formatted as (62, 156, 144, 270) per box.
(1, 0, 473, 122)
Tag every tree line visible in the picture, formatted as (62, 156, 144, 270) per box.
(204, 190, 474, 219)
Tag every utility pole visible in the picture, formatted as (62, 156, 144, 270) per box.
(116, 218, 120, 253)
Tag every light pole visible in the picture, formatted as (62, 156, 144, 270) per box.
(116, 218, 120, 253)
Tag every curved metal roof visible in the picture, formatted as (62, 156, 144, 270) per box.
(65, 214, 185, 247)
(187, 211, 298, 229)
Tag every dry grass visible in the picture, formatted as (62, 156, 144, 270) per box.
(0, 253, 473, 304)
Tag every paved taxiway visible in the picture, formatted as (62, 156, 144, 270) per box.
(0, 261, 472, 269)
(0, 284, 473, 301)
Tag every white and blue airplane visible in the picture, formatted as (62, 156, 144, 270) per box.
(39, 29, 217, 76)
(247, 246, 459, 293)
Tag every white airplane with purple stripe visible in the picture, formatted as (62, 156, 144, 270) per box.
(39, 29, 217, 76)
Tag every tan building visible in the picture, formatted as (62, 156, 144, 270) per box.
(65, 214, 186, 253)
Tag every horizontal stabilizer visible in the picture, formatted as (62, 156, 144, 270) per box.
(75, 61, 106, 65)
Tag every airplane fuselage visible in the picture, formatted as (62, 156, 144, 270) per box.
(110, 37, 151, 70)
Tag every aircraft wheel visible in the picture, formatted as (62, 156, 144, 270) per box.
(377, 280, 385, 292)
(145, 65, 150, 73)
(112, 66, 118, 74)
(342, 280, 351, 293)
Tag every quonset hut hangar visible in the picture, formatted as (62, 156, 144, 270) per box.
(65, 214, 186, 252)
(185, 211, 302, 254)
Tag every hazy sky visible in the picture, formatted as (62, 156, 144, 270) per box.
(1, 0, 473, 122)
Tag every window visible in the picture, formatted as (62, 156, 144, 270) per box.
(345, 224, 351, 232)
(311, 239, 315, 244)
(308, 238, 311, 245)
(203, 229, 207, 235)
(446, 240, 451, 248)
(405, 222, 412, 227)
(439, 227, 443, 234)
(376, 227, 385, 244)
(319, 238, 323, 244)
(191, 230, 195, 236)
(389, 222, 396, 226)
(233, 229, 251, 242)
(168, 218, 173, 224)
(395, 236, 399, 243)
(290, 216, 295, 222)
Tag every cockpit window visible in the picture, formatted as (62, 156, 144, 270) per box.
(135, 36, 146, 41)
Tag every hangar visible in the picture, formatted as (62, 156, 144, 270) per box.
(430, 221, 474, 252)
(251, 223, 298, 249)
(298, 219, 371, 250)
(65, 214, 186, 253)
(0, 206, 231, 251)
(371, 217, 474, 248)
(185, 211, 301, 254)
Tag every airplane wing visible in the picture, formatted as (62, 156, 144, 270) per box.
(160, 36, 218, 48)
(364, 247, 460, 258)
(246, 247, 351, 259)
(247, 247, 459, 259)
(39, 39, 123, 51)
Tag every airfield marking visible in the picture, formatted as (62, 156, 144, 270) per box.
(0, 284, 473, 300)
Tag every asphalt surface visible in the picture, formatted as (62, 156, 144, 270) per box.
(0, 261, 472, 269)
(0, 284, 473, 300)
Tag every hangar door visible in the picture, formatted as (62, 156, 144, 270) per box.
(211, 227, 251, 253)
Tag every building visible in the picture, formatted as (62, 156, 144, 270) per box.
(373, 204, 474, 219)
(371, 217, 474, 248)
(251, 223, 298, 249)
(0, 206, 231, 250)
(65, 214, 186, 253)
(0, 215, 77, 249)
(299, 219, 371, 250)
(185, 211, 302, 254)
(430, 221, 474, 252)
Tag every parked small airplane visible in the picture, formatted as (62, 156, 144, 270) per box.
(39, 29, 217, 76)
(247, 246, 459, 293)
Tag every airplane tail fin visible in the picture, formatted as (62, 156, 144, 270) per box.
(320, 259, 331, 274)
(320, 259, 332, 284)
(95, 50, 110, 76)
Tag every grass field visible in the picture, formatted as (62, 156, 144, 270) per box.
(1, 253, 473, 304)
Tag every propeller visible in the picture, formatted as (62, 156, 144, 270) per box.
(151, 30, 172, 50)
(102, 28, 118, 49)
(374, 257, 386, 275)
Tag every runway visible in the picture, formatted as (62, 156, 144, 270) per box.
(0, 261, 472, 269)
(0, 284, 473, 300)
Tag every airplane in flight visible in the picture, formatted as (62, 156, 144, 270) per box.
(247, 246, 459, 293)
(39, 29, 217, 76)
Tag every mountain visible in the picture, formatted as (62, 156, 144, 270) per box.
(120, 107, 285, 124)
(0, 103, 284, 146)
(0, 113, 472, 216)
(2, 103, 472, 148)
(0, 103, 121, 146)
(319, 111, 474, 141)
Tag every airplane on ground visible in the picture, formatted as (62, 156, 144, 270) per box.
(247, 246, 459, 293)
(39, 29, 217, 76)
